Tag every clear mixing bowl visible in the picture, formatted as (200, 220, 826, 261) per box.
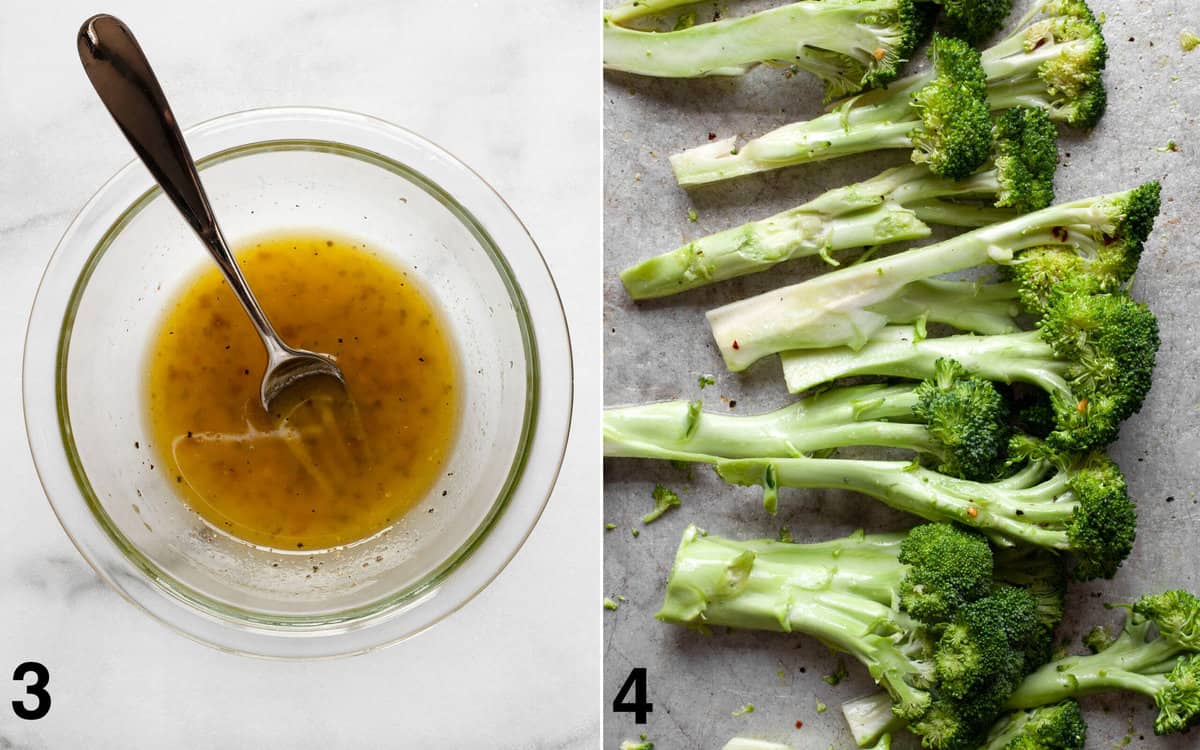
(23, 107, 572, 658)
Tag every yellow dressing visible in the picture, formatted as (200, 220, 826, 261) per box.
(146, 234, 459, 550)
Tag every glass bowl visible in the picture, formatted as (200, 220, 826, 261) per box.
(23, 107, 572, 658)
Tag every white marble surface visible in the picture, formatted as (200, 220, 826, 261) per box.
(0, 1, 600, 747)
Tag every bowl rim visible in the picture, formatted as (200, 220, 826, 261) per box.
(22, 105, 574, 658)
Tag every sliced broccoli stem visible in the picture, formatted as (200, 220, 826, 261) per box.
(620, 201, 930, 299)
(671, 109, 916, 186)
(780, 328, 1067, 397)
(603, 0, 914, 81)
(708, 194, 1118, 371)
(658, 527, 930, 704)
(715, 456, 1075, 548)
(604, 385, 941, 463)
(1006, 626, 1182, 709)
(843, 691, 908, 748)
(605, 0, 705, 25)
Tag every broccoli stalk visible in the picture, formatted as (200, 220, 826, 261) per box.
(605, 359, 1012, 483)
(671, 0, 1105, 186)
(778, 287, 1161, 452)
(603, 0, 929, 98)
(842, 694, 1086, 749)
(1004, 590, 1200, 736)
(670, 33, 992, 185)
(709, 182, 1160, 371)
(714, 445, 1136, 580)
(658, 523, 1059, 749)
(621, 107, 1056, 299)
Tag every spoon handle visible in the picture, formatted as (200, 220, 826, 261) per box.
(77, 14, 287, 357)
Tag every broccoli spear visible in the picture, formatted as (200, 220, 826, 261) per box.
(605, 359, 1012, 483)
(1006, 590, 1200, 736)
(658, 523, 1061, 750)
(715, 441, 1137, 580)
(778, 287, 1161, 452)
(603, 0, 930, 99)
(671, 0, 1104, 186)
(621, 106, 1056, 300)
(709, 182, 1160, 372)
(670, 33, 992, 185)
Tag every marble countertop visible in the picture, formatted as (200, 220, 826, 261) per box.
(0, 1, 599, 747)
(604, 1, 1200, 748)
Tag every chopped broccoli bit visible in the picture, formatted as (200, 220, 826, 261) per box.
(1157, 141, 1180, 152)
(698, 374, 716, 389)
(822, 660, 849, 686)
(687, 208, 699, 222)
(779, 526, 793, 544)
(631, 528, 640, 538)
(604, 598, 620, 611)
(731, 703, 755, 717)
(816, 700, 828, 713)
(620, 740, 654, 750)
(606, 522, 617, 531)
(642, 484, 681, 524)
(1182, 31, 1200, 51)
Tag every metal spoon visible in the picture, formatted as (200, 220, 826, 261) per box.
(77, 14, 345, 412)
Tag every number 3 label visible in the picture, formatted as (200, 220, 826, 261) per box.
(12, 662, 50, 720)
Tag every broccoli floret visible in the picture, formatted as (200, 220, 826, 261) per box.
(670, 34, 990, 185)
(844, 696, 1085, 750)
(604, 360, 1011, 481)
(624, 106, 1056, 299)
(936, 0, 1013, 44)
(1006, 590, 1200, 736)
(714, 182, 1160, 371)
(603, 0, 928, 98)
(659, 523, 1051, 748)
(715, 443, 1135, 580)
(642, 484, 681, 523)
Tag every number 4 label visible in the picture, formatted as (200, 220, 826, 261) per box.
(612, 667, 653, 724)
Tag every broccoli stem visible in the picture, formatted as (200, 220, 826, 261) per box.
(715, 456, 1074, 547)
(671, 101, 916, 185)
(621, 162, 1031, 299)
(1005, 623, 1181, 709)
(606, 0, 704, 25)
(780, 326, 1067, 397)
(603, 1, 911, 80)
(707, 194, 1115, 371)
(842, 692, 908, 747)
(620, 201, 930, 300)
(659, 526, 928, 704)
(604, 385, 942, 463)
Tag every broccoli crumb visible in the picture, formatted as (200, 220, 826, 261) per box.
(1182, 31, 1200, 52)
(643, 484, 681, 524)
(631, 528, 640, 538)
(604, 597, 619, 611)
(605, 522, 617, 531)
(731, 704, 755, 717)
(821, 659, 849, 686)
(779, 526, 794, 543)
(687, 208, 699, 223)
(1157, 141, 1180, 153)
(1083, 624, 1116, 653)
(620, 740, 653, 750)
(816, 700, 827, 714)
(698, 374, 716, 389)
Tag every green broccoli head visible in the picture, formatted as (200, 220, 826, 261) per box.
(1036, 289, 1161, 452)
(911, 34, 994, 179)
(803, 0, 934, 100)
(910, 697, 992, 750)
(898, 522, 994, 623)
(914, 359, 1012, 481)
(1154, 653, 1200, 735)
(993, 544, 1068, 635)
(1098, 181, 1162, 282)
(935, 586, 1041, 700)
(1132, 590, 1200, 651)
(937, 0, 1012, 44)
(999, 701, 1088, 750)
(1082, 624, 1116, 653)
(992, 107, 1058, 213)
(1063, 451, 1136, 580)
(1021, 0, 1108, 127)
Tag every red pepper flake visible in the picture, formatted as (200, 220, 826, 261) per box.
(1051, 226, 1070, 242)
(708, 132, 717, 141)
(732, 340, 740, 350)
(795, 720, 804, 729)
(967, 506, 979, 519)
(1077, 398, 1089, 413)
(872, 47, 886, 60)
